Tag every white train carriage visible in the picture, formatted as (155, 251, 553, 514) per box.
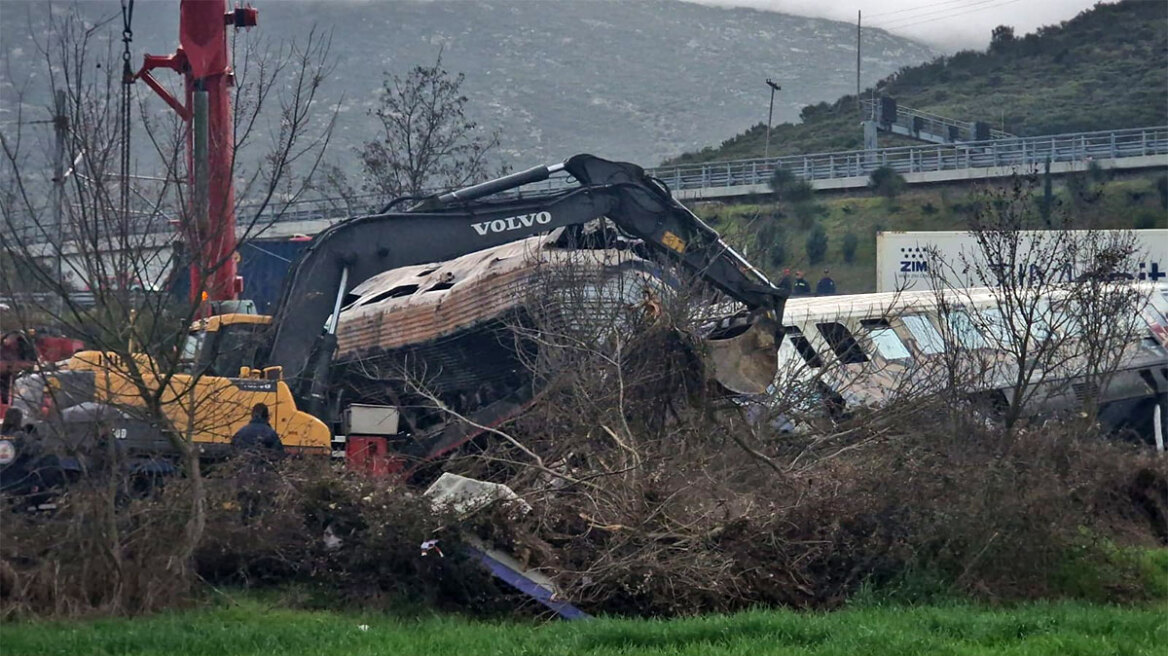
(773, 284, 1168, 439)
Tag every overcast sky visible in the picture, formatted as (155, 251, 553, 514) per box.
(692, 0, 1108, 51)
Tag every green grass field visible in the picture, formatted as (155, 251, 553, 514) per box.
(3, 599, 1165, 656)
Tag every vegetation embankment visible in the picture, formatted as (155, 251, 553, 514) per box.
(5, 335, 1167, 619)
(696, 171, 1168, 294)
(4, 178, 1168, 621)
(3, 598, 1167, 656)
(667, 0, 1168, 164)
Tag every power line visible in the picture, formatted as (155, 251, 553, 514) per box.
(865, 0, 976, 20)
(878, 0, 1023, 31)
(872, 0, 1004, 29)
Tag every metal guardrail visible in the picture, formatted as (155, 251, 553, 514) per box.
(10, 127, 1167, 244)
(646, 125, 1168, 194)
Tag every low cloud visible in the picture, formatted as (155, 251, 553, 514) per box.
(685, 0, 1107, 51)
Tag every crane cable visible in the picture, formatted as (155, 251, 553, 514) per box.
(119, 0, 134, 231)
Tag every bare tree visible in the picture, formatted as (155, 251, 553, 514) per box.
(356, 51, 505, 203)
(926, 176, 1151, 434)
(0, 7, 338, 612)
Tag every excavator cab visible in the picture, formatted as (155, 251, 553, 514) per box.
(181, 314, 272, 378)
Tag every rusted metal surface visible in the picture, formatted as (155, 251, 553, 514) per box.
(336, 234, 651, 362)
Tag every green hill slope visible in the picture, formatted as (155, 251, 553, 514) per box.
(668, 0, 1168, 165)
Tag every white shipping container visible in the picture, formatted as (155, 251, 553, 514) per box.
(876, 229, 1168, 292)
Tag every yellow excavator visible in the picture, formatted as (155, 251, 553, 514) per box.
(18, 155, 786, 466)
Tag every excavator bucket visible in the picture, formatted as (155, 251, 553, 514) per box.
(705, 316, 780, 395)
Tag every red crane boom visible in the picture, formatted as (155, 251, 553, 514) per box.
(136, 0, 257, 305)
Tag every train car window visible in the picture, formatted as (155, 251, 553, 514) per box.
(1004, 303, 1053, 342)
(869, 326, 912, 360)
(1043, 300, 1080, 339)
(980, 308, 1012, 346)
(902, 315, 945, 354)
(860, 319, 911, 361)
(816, 322, 868, 365)
(783, 326, 824, 368)
(948, 310, 987, 349)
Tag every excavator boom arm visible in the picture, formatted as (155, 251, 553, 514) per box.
(265, 155, 785, 410)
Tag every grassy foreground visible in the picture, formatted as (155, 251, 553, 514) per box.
(2, 599, 1165, 656)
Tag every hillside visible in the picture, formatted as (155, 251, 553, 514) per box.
(0, 0, 934, 169)
(669, 0, 1168, 164)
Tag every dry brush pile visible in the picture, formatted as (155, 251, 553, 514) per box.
(2, 293, 1166, 619)
(446, 319, 1168, 616)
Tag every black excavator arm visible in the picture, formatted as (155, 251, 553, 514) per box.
(265, 154, 786, 416)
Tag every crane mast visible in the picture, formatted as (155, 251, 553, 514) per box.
(136, 0, 256, 306)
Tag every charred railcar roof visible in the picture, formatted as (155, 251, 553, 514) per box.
(335, 233, 654, 362)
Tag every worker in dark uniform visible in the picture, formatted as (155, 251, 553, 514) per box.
(777, 268, 793, 294)
(816, 269, 836, 296)
(231, 403, 283, 523)
(792, 270, 812, 296)
(231, 403, 284, 455)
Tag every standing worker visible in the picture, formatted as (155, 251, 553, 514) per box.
(231, 403, 283, 523)
(816, 269, 836, 296)
(793, 270, 812, 296)
(778, 268, 793, 295)
(232, 403, 284, 456)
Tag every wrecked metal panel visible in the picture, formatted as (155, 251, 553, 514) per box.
(336, 236, 652, 361)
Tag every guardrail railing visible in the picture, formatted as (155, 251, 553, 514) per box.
(646, 125, 1168, 193)
(10, 126, 1166, 245)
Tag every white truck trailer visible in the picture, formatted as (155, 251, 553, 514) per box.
(876, 229, 1168, 292)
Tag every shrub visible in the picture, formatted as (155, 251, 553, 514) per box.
(1067, 169, 1103, 205)
(758, 222, 787, 267)
(792, 201, 819, 230)
(769, 168, 796, 197)
(1156, 175, 1168, 210)
(841, 231, 859, 263)
(1133, 209, 1164, 230)
(784, 181, 815, 204)
(805, 223, 828, 265)
(869, 166, 906, 199)
(1087, 160, 1110, 183)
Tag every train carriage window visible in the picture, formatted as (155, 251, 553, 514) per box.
(816, 322, 868, 365)
(948, 310, 987, 349)
(1029, 300, 1056, 340)
(980, 308, 1012, 346)
(783, 326, 824, 368)
(860, 319, 911, 361)
(999, 303, 1054, 342)
(902, 315, 945, 355)
(1043, 300, 1080, 339)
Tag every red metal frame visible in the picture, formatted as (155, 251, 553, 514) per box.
(136, 1, 258, 304)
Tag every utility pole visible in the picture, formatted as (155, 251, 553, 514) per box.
(856, 11, 861, 111)
(52, 89, 67, 307)
(764, 78, 781, 160)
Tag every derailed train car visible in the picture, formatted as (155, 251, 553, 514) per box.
(772, 284, 1168, 440)
(330, 229, 680, 448)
